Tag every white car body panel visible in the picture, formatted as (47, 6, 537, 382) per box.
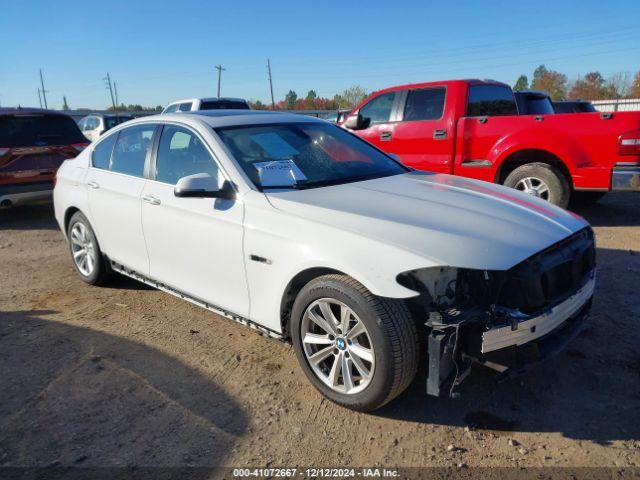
(54, 112, 589, 335)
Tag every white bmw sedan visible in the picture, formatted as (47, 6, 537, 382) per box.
(54, 111, 595, 411)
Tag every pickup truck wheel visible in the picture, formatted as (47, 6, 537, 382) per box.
(67, 211, 111, 285)
(290, 274, 419, 412)
(504, 162, 570, 208)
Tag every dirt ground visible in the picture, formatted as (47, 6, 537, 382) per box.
(1, 194, 639, 476)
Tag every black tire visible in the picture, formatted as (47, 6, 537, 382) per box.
(290, 274, 419, 412)
(66, 211, 111, 285)
(503, 162, 570, 208)
(571, 191, 606, 206)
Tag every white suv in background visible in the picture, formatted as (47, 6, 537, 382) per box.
(78, 114, 134, 142)
(162, 97, 250, 113)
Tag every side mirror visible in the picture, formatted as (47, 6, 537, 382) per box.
(174, 173, 235, 199)
(344, 113, 364, 130)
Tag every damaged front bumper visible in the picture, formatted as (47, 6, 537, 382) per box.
(425, 272, 595, 397)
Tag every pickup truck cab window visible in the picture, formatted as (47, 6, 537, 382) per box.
(110, 125, 155, 177)
(359, 92, 396, 127)
(403, 87, 446, 121)
(178, 102, 193, 112)
(155, 125, 219, 184)
(467, 85, 518, 117)
(164, 104, 179, 113)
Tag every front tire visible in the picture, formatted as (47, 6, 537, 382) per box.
(504, 162, 570, 208)
(67, 211, 111, 285)
(290, 274, 419, 411)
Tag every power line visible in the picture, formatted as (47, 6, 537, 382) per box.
(104, 73, 116, 110)
(39, 69, 49, 109)
(215, 64, 225, 98)
(267, 59, 275, 110)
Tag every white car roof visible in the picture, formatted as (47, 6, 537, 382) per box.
(128, 110, 321, 129)
(167, 97, 247, 104)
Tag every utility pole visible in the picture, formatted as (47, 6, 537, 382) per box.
(267, 58, 275, 110)
(104, 73, 117, 111)
(214, 64, 225, 98)
(114, 82, 119, 108)
(39, 69, 49, 109)
(37, 89, 43, 108)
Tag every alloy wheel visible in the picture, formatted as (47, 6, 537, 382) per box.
(301, 298, 375, 394)
(70, 222, 96, 277)
(515, 176, 550, 200)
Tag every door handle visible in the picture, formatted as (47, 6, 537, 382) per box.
(433, 129, 447, 140)
(142, 194, 161, 206)
(87, 180, 99, 189)
(380, 131, 392, 141)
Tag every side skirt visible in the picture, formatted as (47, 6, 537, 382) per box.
(109, 260, 284, 342)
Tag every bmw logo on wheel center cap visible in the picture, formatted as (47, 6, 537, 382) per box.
(336, 337, 346, 350)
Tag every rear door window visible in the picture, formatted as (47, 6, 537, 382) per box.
(403, 87, 446, 121)
(110, 125, 156, 177)
(0, 114, 86, 147)
(358, 92, 396, 127)
(467, 85, 518, 116)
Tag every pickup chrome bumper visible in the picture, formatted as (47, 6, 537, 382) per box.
(612, 166, 640, 191)
(482, 274, 595, 353)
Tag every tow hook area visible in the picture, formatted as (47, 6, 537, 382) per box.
(425, 308, 484, 398)
(425, 299, 592, 398)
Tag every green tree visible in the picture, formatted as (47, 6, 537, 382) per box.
(284, 90, 298, 109)
(62, 96, 70, 110)
(334, 86, 367, 108)
(531, 66, 567, 100)
(513, 75, 529, 91)
(305, 90, 317, 102)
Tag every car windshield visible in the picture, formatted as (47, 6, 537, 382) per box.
(215, 122, 408, 190)
(200, 100, 250, 110)
(104, 116, 132, 130)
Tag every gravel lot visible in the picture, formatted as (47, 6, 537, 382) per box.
(1, 194, 639, 474)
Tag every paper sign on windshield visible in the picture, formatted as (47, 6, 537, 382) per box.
(254, 160, 307, 187)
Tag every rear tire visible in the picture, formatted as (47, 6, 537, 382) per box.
(504, 162, 570, 208)
(290, 274, 419, 412)
(67, 211, 111, 285)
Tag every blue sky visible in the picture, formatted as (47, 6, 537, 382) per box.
(1, 0, 638, 109)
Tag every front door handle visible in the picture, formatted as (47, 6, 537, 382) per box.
(87, 180, 99, 189)
(433, 129, 447, 140)
(142, 194, 161, 206)
(380, 131, 392, 141)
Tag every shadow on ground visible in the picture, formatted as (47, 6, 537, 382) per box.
(0, 310, 247, 472)
(376, 244, 640, 445)
(0, 204, 58, 231)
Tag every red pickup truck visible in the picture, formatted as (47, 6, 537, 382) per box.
(341, 79, 640, 207)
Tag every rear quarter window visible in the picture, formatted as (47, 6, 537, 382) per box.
(0, 114, 86, 147)
(467, 85, 518, 117)
(92, 134, 117, 170)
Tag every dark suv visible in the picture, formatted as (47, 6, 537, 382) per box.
(0, 108, 88, 208)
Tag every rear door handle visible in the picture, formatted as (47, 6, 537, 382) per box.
(380, 131, 392, 141)
(87, 180, 99, 189)
(142, 194, 161, 206)
(433, 129, 447, 140)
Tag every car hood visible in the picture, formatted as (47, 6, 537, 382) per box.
(265, 171, 589, 271)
